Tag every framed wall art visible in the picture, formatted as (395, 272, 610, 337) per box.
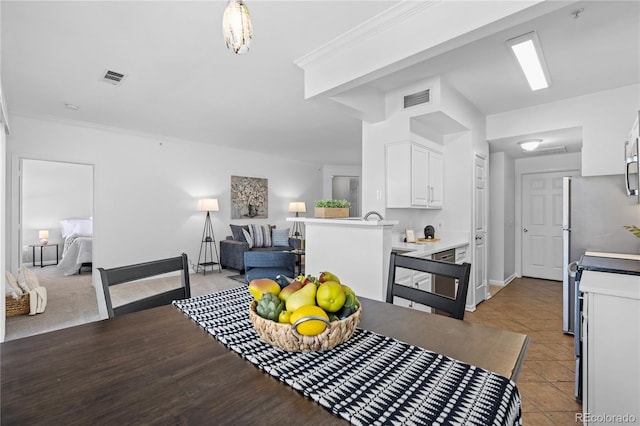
(405, 228, 416, 243)
(230, 175, 268, 219)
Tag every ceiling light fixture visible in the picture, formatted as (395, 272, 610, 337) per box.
(506, 31, 551, 91)
(518, 139, 543, 151)
(222, 0, 253, 55)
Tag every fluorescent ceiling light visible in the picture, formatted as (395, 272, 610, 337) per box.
(506, 31, 551, 91)
(518, 139, 542, 151)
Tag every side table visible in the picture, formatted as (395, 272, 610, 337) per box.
(29, 243, 59, 268)
(291, 249, 305, 276)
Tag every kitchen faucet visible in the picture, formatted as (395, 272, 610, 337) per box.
(363, 211, 384, 220)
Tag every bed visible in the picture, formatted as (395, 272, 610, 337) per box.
(57, 218, 93, 276)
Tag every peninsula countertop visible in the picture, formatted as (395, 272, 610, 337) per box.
(392, 232, 470, 257)
(287, 217, 399, 227)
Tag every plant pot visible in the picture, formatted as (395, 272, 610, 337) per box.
(314, 207, 349, 218)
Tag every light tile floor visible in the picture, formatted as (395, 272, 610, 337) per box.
(466, 277, 583, 425)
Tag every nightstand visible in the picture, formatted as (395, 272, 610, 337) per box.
(29, 243, 59, 268)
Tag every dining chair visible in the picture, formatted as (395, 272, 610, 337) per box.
(386, 252, 472, 320)
(244, 251, 296, 283)
(98, 253, 191, 318)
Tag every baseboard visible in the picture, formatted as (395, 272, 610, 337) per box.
(489, 273, 517, 287)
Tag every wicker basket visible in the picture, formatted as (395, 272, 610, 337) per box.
(6, 294, 30, 317)
(249, 300, 362, 352)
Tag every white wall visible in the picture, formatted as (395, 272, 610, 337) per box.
(5, 115, 324, 320)
(488, 152, 516, 285)
(22, 159, 93, 262)
(487, 84, 640, 176)
(1, 121, 6, 340)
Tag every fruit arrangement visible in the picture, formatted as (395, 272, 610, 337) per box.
(248, 271, 361, 341)
(248, 273, 361, 352)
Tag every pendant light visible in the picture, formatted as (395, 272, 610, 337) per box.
(222, 0, 253, 55)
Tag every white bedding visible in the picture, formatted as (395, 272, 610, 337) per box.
(57, 233, 92, 276)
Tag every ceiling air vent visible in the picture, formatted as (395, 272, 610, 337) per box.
(404, 89, 430, 109)
(101, 69, 127, 86)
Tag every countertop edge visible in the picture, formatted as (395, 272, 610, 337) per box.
(392, 236, 470, 257)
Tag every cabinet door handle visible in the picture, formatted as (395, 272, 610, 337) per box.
(430, 186, 434, 203)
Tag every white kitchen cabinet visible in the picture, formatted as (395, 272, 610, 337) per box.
(455, 245, 469, 264)
(386, 141, 443, 209)
(580, 270, 640, 425)
(427, 150, 443, 208)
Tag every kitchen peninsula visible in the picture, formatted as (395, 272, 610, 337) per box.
(288, 217, 398, 301)
(287, 217, 470, 303)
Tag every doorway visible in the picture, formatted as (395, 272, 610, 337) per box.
(331, 176, 361, 217)
(5, 159, 98, 340)
(521, 170, 579, 280)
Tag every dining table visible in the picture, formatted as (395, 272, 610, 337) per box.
(1, 288, 529, 425)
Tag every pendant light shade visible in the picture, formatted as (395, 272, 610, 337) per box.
(222, 0, 253, 55)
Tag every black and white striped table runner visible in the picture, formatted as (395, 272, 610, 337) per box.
(174, 287, 521, 426)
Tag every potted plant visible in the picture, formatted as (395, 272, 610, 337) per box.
(314, 199, 350, 218)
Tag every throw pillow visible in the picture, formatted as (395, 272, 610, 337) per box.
(242, 229, 254, 249)
(249, 224, 272, 248)
(272, 228, 290, 247)
(230, 224, 249, 242)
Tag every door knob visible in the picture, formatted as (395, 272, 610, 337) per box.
(475, 235, 482, 240)
(523, 228, 529, 232)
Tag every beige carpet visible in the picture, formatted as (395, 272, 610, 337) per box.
(4, 266, 243, 342)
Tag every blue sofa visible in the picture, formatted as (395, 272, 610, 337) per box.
(219, 224, 301, 273)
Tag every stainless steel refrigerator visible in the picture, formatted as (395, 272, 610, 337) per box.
(562, 175, 640, 334)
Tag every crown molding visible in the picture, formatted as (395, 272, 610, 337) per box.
(294, 1, 438, 69)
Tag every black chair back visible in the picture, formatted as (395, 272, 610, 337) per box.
(386, 252, 471, 320)
(98, 253, 191, 318)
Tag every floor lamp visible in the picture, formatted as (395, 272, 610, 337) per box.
(197, 198, 221, 275)
(288, 201, 306, 238)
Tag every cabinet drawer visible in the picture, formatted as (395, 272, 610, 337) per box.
(455, 245, 469, 263)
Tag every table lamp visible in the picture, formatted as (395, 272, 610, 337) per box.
(197, 198, 221, 275)
(39, 230, 49, 245)
(288, 202, 306, 238)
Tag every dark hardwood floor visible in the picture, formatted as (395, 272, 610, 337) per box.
(465, 277, 582, 425)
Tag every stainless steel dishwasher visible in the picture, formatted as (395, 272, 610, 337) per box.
(433, 249, 456, 302)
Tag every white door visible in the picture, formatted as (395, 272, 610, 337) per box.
(472, 153, 487, 306)
(522, 171, 576, 280)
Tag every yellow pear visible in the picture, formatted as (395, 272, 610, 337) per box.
(279, 280, 305, 302)
(286, 283, 317, 313)
(319, 271, 340, 284)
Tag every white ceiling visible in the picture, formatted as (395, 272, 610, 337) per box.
(2, 1, 639, 164)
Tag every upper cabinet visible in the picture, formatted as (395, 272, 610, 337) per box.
(386, 141, 443, 209)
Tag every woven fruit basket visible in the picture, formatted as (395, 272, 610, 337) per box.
(6, 294, 30, 317)
(249, 300, 362, 352)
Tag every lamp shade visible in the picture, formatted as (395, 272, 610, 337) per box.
(198, 198, 219, 212)
(288, 202, 306, 213)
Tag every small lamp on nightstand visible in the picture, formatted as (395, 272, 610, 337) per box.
(288, 202, 306, 238)
(38, 230, 49, 245)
